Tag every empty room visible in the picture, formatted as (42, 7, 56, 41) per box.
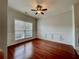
(0, 0, 79, 59)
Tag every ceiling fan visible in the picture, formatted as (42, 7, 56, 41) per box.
(31, 5, 47, 15)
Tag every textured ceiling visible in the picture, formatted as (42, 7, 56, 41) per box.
(8, 0, 79, 17)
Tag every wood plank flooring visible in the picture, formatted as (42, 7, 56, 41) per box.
(8, 39, 78, 59)
(0, 50, 4, 59)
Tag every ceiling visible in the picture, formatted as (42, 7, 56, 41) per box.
(8, 0, 79, 18)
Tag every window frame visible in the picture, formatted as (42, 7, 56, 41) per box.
(15, 19, 33, 40)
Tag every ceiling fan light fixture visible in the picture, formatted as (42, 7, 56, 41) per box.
(31, 5, 47, 15)
(37, 11, 41, 14)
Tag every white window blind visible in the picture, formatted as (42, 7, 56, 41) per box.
(15, 20, 32, 40)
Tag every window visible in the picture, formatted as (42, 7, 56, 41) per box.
(15, 20, 32, 40)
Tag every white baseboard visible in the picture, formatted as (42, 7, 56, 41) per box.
(8, 37, 36, 46)
(76, 50, 79, 55)
(75, 47, 79, 55)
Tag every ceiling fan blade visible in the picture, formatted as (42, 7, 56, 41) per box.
(35, 12, 38, 15)
(41, 12, 44, 15)
(42, 9, 47, 11)
(31, 9, 37, 11)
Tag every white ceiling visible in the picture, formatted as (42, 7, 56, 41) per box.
(8, 0, 79, 17)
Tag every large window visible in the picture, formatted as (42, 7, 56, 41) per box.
(15, 20, 32, 40)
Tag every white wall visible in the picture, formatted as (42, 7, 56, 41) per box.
(7, 8, 37, 46)
(74, 3, 79, 52)
(37, 11, 74, 45)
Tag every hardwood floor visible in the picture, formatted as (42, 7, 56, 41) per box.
(0, 50, 3, 59)
(8, 39, 78, 59)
